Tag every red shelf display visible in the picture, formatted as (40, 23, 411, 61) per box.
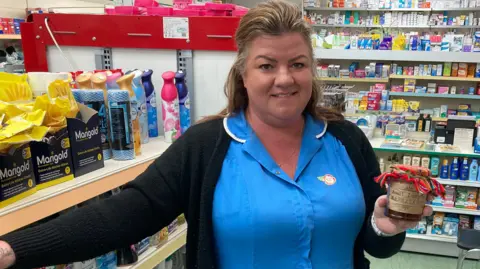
(20, 13, 241, 72)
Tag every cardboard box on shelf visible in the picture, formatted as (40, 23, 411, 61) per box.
(67, 104, 104, 177)
(30, 128, 74, 190)
(0, 144, 36, 208)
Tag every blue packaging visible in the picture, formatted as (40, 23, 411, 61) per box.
(442, 214, 459, 236)
(451, 157, 460, 179)
(386, 100, 393, 111)
(460, 158, 470, 180)
(132, 70, 149, 144)
(108, 90, 135, 161)
(474, 127, 480, 154)
(96, 252, 117, 269)
(142, 69, 158, 138)
(175, 70, 191, 134)
(81, 90, 111, 160)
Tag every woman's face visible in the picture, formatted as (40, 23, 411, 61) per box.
(242, 32, 313, 125)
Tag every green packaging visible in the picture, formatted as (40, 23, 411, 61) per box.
(443, 62, 452, 76)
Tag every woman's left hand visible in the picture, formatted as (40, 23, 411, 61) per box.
(373, 195, 433, 235)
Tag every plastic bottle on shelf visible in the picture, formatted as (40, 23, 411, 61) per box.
(440, 159, 449, 179)
(424, 114, 432, 133)
(450, 157, 460, 180)
(142, 69, 158, 138)
(107, 90, 135, 161)
(175, 70, 191, 134)
(460, 157, 469, 180)
(117, 73, 142, 156)
(132, 70, 149, 144)
(469, 159, 478, 181)
(161, 71, 181, 143)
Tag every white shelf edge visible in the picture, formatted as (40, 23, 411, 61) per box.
(127, 224, 187, 269)
(0, 137, 169, 217)
(431, 205, 480, 216)
(315, 48, 480, 63)
(406, 233, 457, 243)
(436, 179, 480, 188)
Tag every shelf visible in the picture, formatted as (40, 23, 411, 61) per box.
(431, 205, 480, 216)
(305, 7, 433, 11)
(316, 77, 389, 82)
(313, 24, 434, 28)
(346, 112, 446, 121)
(390, 74, 480, 82)
(389, 92, 480, 99)
(315, 48, 480, 63)
(305, 6, 480, 11)
(369, 137, 480, 158)
(436, 179, 480, 188)
(0, 137, 170, 236)
(127, 224, 187, 269)
(406, 233, 457, 243)
(0, 34, 21, 40)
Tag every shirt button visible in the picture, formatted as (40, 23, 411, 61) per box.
(275, 171, 280, 175)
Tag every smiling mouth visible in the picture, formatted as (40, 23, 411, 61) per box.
(272, 92, 298, 98)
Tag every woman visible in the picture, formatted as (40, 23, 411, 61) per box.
(0, 1, 431, 268)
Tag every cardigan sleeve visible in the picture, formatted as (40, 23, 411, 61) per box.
(357, 126, 406, 258)
(0, 127, 198, 269)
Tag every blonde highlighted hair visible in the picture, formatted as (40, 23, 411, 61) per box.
(202, 0, 343, 123)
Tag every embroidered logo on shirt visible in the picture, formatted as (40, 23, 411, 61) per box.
(317, 174, 336, 185)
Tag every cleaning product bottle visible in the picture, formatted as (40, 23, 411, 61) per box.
(175, 70, 191, 134)
(91, 73, 108, 93)
(460, 157, 470, 180)
(161, 71, 181, 143)
(430, 157, 440, 177)
(142, 69, 158, 138)
(117, 73, 142, 156)
(469, 159, 478, 181)
(416, 114, 425, 132)
(474, 126, 480, 154)
(450, 157, 460, 179)
(132, 70, 149, 144)
(76, 73, 92, 89)
(106, 71, 122, 90)
(440, 159, 449, 179)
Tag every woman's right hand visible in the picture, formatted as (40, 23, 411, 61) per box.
(0, 241, 15, 269)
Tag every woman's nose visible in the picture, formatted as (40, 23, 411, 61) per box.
(274, 66, 294, 88)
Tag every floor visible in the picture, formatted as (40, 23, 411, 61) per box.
(368, 252, 479, 269)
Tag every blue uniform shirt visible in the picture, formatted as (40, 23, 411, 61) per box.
(213, 111, 366, 269)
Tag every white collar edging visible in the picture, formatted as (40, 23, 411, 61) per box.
(223, 117, 328, 143)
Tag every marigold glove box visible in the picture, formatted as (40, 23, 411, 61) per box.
(0, 143, 36, 208)
(67, 104, 104, 177)
(30, 127, 74, 190)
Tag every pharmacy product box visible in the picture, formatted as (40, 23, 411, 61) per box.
(30, 128, 74, 190)
(367, 92, 381, 101)
(67, 104, 104, 177)
(0, 143, 36, 208)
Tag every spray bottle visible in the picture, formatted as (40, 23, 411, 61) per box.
(117, 73, 142, 156)
(76, 73, 92, 89)
(132, 70, 149, 144)
(106, 71, 122, 90)
(161, 71, 181, 143)
(175, 70, 191, 134)
(142, 69, 158, 138)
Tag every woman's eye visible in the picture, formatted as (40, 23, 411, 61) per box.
(292, 63, 305, 69)
(259, 64, 273, 70)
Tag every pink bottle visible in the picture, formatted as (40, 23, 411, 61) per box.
(161, 71, 181, 143)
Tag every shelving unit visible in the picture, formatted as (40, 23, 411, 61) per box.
(390, 74, 480, 82)
(431, 206, 480, 216)
(315, 49, 480, 63)
(317, 77, 389, 82)
(369, 137, 480, 158)
(436, 179, 480, 188)
(305, 7, 480, 11)
(127, 224, 187, 269)
(0, 34, 21, 40)
(313, 24, 478, 29)
(406, 233, 457, 243)
(389, 92, 480, 99)
(0, 137, 170, 236)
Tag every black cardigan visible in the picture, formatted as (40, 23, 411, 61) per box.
(3, 118, 405, 269)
